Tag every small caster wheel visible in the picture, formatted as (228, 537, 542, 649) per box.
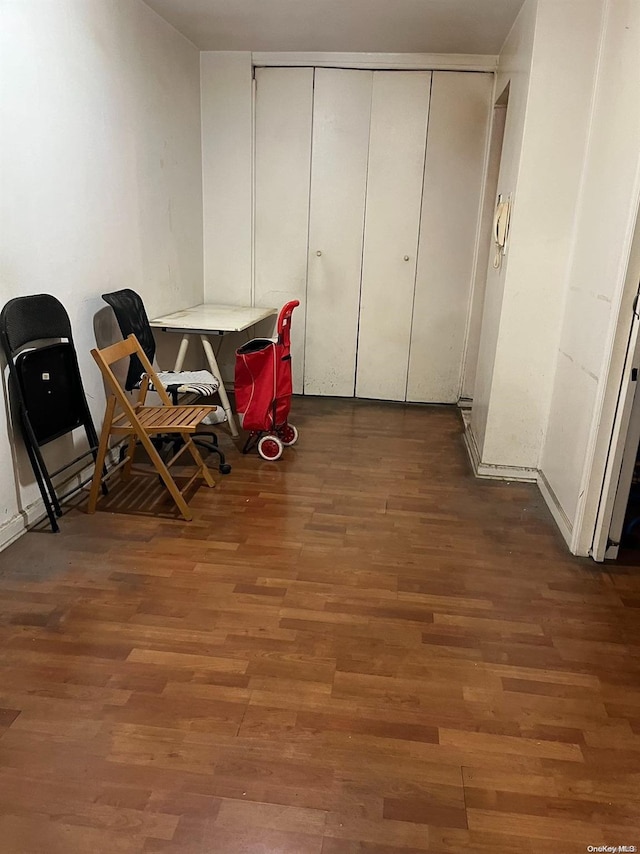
(278, 423, 299, 446)
(220, 463, 232, 475)
(258, 434, 284, 461)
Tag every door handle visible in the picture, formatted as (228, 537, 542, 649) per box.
(316, 250, 322, 257)
(403, 255, 410, 262)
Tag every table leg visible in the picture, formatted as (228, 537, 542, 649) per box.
(174, 334, 191, 371)
(200, 334, 239, 437)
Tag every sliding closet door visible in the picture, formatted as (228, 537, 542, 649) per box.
(407, 72, 493, 403)
(254, 67, 313, 393)
(304, 69, 373, 396)
(355, 72, 431, 401)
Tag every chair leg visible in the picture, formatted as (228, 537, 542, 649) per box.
(181, 433, 216, 488)
(136, 430, 194, 521)
(23, 436, 59, 533)
(122, 433, 137, 480)
(88, 396, 116, 514)
(194, 435, 231, 475)
(83, 422, 108, 496)
(24, 421, 63, 517)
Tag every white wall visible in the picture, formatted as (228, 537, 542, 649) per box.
(0, 0, 203, 549)
(540, 0, 640, 550)
(201, 52, 266, 383)
(471, 0, 605, 473)
(201, 52, 254, 305)
(471, 0, 537, 459)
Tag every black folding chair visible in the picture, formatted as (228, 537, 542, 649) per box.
(101, 289, 231, 474)
(0, 294, 105, 532)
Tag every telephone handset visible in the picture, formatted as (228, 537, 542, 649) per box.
(493, 193, 511, 269)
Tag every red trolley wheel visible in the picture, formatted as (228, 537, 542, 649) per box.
(278, 423, 299, 446)
(257, 435, 284, 461)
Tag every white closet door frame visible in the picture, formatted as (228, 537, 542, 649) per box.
(252, 53, 498, 73)
(591, 294, 640, 561)
(304, 68, 373, 397)
(407, 72, 493, 404)
(253, 67, 314, 393)
(356, 71, 432, 402)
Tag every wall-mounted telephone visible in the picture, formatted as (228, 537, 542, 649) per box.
(493, 193, 511, 269)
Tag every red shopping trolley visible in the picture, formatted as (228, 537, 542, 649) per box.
(235, 300, 299, 461)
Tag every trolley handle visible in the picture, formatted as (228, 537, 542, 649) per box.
(277, 300, 299, 347)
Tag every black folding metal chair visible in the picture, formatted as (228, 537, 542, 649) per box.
(0, 294, 105, 532)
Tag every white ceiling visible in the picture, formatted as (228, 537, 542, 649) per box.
(142, 0, 526, 55)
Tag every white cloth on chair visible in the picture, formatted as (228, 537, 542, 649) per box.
(201, 407, 228, 425)
(152, 370, 220, 397)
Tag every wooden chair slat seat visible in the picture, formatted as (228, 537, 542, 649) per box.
(88, 334, 217, 521)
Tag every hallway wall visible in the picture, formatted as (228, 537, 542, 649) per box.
(0, 0, 203, 549)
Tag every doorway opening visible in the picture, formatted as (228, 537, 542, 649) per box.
(590, 196, 640, 561)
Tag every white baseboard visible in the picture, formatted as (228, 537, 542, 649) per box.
(0, 452, 117, 554)
(461, 412, 576, 549)
(461, 410, 481, 469)
(0, 514, 27, 553)
(537, 469, 573, 549)
(461, 411, 537, 483)
(0, 497, 51, 553)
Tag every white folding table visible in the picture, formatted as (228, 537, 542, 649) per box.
(149, 303, 277, 437)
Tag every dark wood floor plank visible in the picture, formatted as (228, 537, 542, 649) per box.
(1, 397, 639, 852)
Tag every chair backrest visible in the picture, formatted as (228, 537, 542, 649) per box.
(0, 294, 73, 356)
(101, 289, 156, 391)
(0, 294, 95, 446)
(15, 343, 89, 444)
(91, 334, 173, 412)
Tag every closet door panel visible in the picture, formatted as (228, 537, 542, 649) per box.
(356, 71, 431, 401)
(407, 72, 493, 403)
(304, 69, 373, 396)
(254, 67, 313, 393)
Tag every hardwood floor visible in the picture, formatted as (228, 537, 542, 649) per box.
(1, 397, 639, 853)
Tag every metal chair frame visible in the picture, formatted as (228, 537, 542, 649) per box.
(0, 294, 104, 533)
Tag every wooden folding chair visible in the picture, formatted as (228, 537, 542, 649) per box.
(88, 334, 216, 521)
